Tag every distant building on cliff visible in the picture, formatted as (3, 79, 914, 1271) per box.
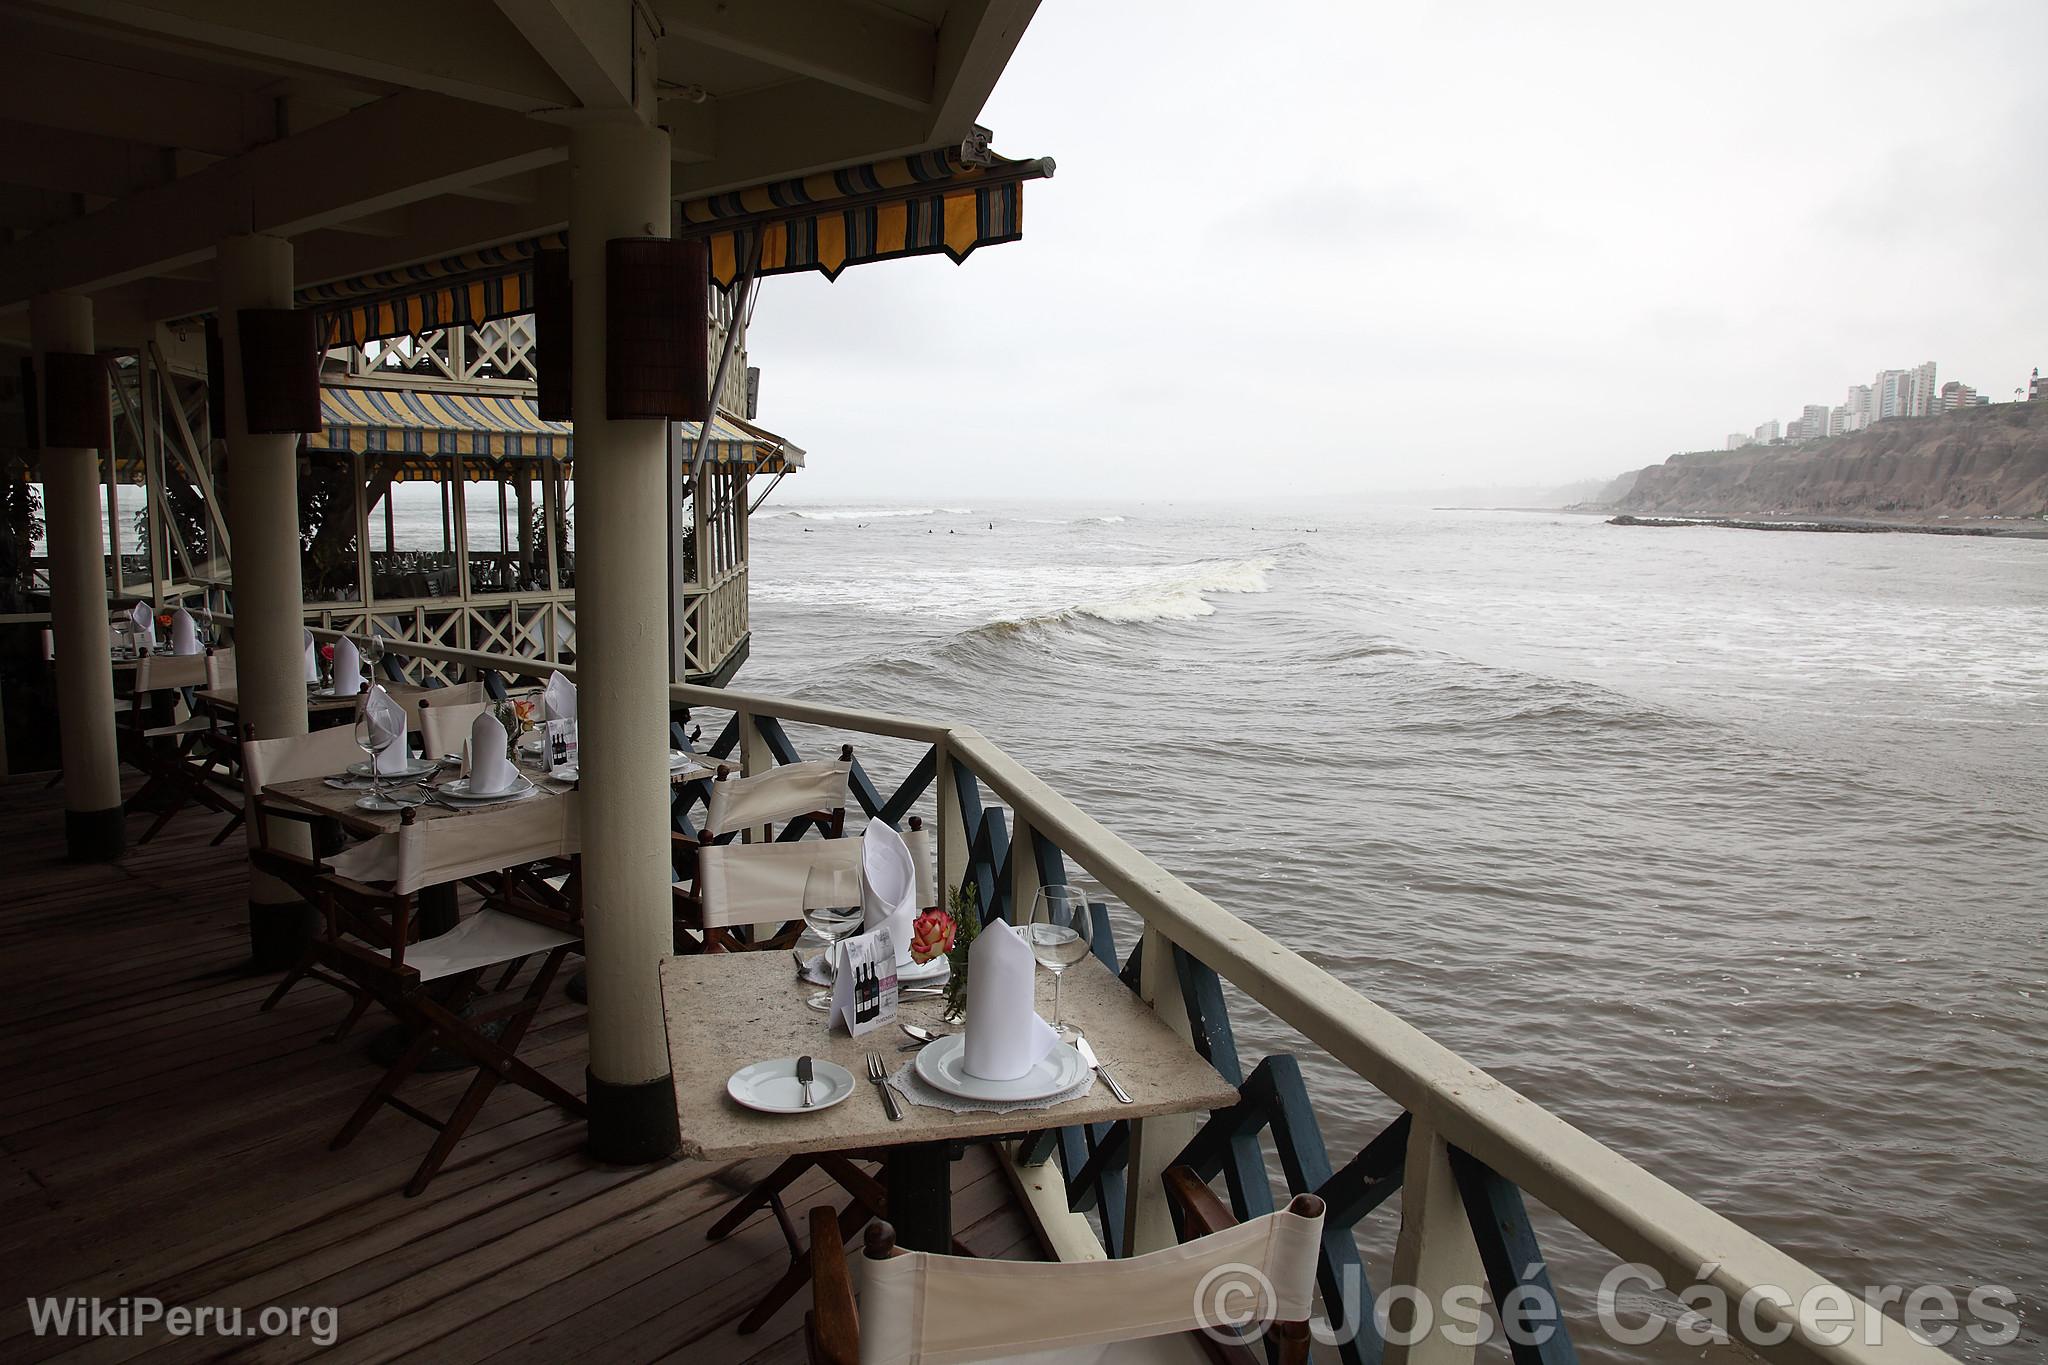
(1726, 433, 1750, 450)
(1937, 380, 1988, 411)
(1791, 403, 1831, 439)
(2029, 368, 2045, 402)
(1754, 418, 1781, 443)
(1844, 383, 1874, 431)
(1874, 362, 1939, 419)
(1827, 405, 1849, 436)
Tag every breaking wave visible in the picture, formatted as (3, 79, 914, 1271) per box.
(765, 506, 971, 521)
(961, 555, 1279, 644)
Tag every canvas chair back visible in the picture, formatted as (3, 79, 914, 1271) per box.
(135, 651, 209, 692)
(418, 699, 490, 759)
(693, 837, 863, 930)
(399, 679, 484, 728)
(858, 1199, 1324, 1365)
(242, 725, 364, 802)
(331, 794, 581, 896)
(205, 648, 236, 690)
(704, 758, 851, 838)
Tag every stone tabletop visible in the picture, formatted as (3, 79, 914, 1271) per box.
(660, 951, 1240, 1163)
(263, 756, 723, 837)
(199, 686, 363, 713)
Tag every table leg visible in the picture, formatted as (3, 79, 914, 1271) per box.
(884, 1142, 954, 1253)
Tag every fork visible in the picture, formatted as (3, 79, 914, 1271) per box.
(865, 1052, 903, 1121)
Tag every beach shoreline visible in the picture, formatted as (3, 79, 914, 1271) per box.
(1604, 512, 2048, 539)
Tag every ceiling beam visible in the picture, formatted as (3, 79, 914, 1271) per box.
(0, 89, 569, 303)
(671, 83, 928, 199)
(0, 42, 271, 155)
(0, 120, 177, 199)
(492, 0, 639, 111)
(11, 0, 583, 112)
(929, 0, 1038, 140)
(655, 0, 935, 112)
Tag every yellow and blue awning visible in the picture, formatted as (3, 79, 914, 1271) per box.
(679, 145, 1051, 287)
(295, 143, 1050, 348)
(304, 387, 800, 480)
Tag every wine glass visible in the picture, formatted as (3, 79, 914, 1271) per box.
(1021, 885, 1094, 1040)
(801, 864, 863, 1012)
(352, 692, 388, 803)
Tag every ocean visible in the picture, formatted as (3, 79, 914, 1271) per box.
(731, 500, 2045, 1360)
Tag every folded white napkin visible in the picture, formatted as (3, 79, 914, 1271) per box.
(129, 602, 157, 648)
(962, 919, 1059, 1081)
(303, 629, 322, 683)
(468, 710, 514, 794)
(331, 637, 365, 696)
(364, 685, 410, 775)
(169, 608, 200, 655)
(542, 671, 577, 722)
(860, 821, 918, 967)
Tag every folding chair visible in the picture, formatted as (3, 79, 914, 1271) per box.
(402, 679, 485, 733)
(809, 1169, 1324, 1365)
(242, 722, 366, 914)
(673, 748, 853, 952)
(306, 797, 585, 1196)
(126, 650, 241, 844)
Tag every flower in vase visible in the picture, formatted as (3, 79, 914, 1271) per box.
(511, 697, 540, 729)
(319, 643, 336, 662)
(909, 908, 957, 964)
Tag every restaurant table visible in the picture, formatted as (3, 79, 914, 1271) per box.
(660, 951, 1240, 1252)
(198, 685, 400, 719)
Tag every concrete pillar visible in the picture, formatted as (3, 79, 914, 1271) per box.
(32, 294, 124, 860)
(217, 233, 312, 968)
(570, 119, 680, 1164)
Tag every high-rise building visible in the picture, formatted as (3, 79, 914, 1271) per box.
(1754, 419, 1781, 443)
(1937, 380, 1986, 411)
(1909, 361, 1938, 416)
(1798, 404, 1830, 439)
(1828, 405, 1848, 436)
(1843, 384, 1874, 431)
(1873, 369, 1914, 420)
(1726, 433, 1749, 450)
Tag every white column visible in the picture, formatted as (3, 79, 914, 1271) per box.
(32, 293, 124, 860)
(217, 233, 312, 967)
(570, 118, 680, 1162)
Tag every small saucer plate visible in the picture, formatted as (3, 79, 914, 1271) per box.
(727, 1058, 855, 1114)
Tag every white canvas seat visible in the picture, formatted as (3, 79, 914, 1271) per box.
(810, 1177, 1325, 1365)
(693, 836, 863, 930)
(403, 904, 578, 982)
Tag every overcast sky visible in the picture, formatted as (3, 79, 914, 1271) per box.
(745, 0, 2048, 502)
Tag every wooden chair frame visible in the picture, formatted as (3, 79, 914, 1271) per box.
(672, 743, 855, 954)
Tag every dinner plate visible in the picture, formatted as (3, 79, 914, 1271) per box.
(541, 764, 579, 783)
(913, 1033, 1086, 1102)
(438, 773, 536, 802)
(727, 1058, 856, 1115)
(346, 757, 437, 778)
(802, 953, 949, 987)
(355, 791, 427, 812)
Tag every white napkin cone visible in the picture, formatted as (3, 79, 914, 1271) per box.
(169, 608, 200, 655)
(331, 637, 365, 696)
(467, 710, 515, 794)
(130, 602, 157, 648)
(962, 919, 1060, 1081)
(860, 821, 918, 967)
(541, 672, 577, 722)
(303, 629, 322, 683)
(364, 685, 411, 775)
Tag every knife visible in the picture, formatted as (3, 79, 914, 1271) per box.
(1074, 1036, 1132, 1104)
(796, 1055, 814, 1108)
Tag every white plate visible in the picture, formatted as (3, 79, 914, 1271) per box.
(913, 1033, 1086, 1103)
(439, 773, 536, 802)
(314, 686, 367, 700)
(347, 757, 436, 778)
(355, 791, 427, 812)
(542, 764, 579, 783)
(803, 953, 949, 986)
(727, 1058, 856, 1115)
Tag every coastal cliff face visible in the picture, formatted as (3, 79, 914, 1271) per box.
(1612, 403, 2048, 520)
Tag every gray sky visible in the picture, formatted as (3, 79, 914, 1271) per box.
(746, 0, 2048, 502)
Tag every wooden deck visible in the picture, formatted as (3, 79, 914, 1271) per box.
(0, 777, 1042, 1362)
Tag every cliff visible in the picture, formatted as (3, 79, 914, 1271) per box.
(1610, 403, 2048, 521)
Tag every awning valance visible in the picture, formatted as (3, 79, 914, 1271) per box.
(297, 142, 1049, 347)
(303, 387, 801, 480)
(677, 145, 1052, 287)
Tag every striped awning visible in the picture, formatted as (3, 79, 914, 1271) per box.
(297, 143, 1049, 347)
(303, 387, 801, 481)
(678, 145, 1052, 287)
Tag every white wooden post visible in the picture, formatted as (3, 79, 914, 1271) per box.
(1383, 1119, 1485, 1365)
(1011, 813, 1044, 924)
(1122, 921, 1201, 1254)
